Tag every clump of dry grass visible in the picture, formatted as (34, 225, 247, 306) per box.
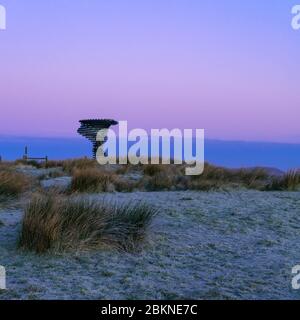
(70, 168, 115, 193)
(18, 192, 157, 253)
(136, 163, 268, 192)
(62, 158, 96, 174)
(232, 168, 268, 187)
(188, 163, 268, 190)
(282, 170, 300, 190)
(195, 163, 267, 184)
(0, 161, 14, 170)
(265, 170, 300, 191)
(113, 177, 138, 192)
(45, 160, 64, 168)
(15, 159, 43, 168)
(0, 169, 31, 196)
(188, 179, 222, 191)
(115, 165, 129, 175)
(48, 170, 66, 179)
(143, 164, 165, 176)
(144, 171, 175, 191)
(11, 153, 291, 193)
(38, 169, 66, 181)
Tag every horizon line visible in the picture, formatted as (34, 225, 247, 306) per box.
(1, 134, 300, 146)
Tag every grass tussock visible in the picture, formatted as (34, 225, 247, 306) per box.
(62, 158, 96, 174)
(0, 169, 31, 196)
(71, 168, 115, 193)
(37, 169, 66, 181)
(44, 160, 64, 168)
(18, 192, 157, 253)
(143, 164, 165, 176)
(197, 164, 267, 184)
(0, 161, 15, 170)
(139, 163, 269, 191)
(1, 158, 298, 193)
(188, 179, 222, 191)
(113, 176, 138, 192)
(15, 159, 44, 169)
(265, 170, 300, 191)
(188, 164, 268, 190)
(144, 172, 175, 191)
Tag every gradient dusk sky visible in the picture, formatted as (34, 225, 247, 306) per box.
(0, 0, 299, 142)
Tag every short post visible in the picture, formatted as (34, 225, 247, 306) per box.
(23, 146, 28, 161)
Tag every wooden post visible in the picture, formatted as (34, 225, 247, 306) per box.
(23, 146, 28, 161)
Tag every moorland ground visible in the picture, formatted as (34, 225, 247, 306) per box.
(0, 160, 300, 299)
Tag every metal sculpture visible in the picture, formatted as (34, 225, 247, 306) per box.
(77, 119, 118, 158)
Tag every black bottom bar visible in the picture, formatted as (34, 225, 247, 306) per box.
(0, 300, 297, 319)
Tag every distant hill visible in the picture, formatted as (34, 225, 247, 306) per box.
(0, 136, 299, 171)
(230, 166, 285, 177)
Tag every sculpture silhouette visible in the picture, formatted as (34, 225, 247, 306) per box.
(77, 119, 118, 158)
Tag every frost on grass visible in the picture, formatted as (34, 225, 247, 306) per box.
(18, 192, 157, 253)
(1, 190, 300, 299)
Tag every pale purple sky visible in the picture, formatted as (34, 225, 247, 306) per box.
(0, 0, 300, 142)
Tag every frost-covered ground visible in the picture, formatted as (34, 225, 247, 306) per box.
(1, 190, 300, 300)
